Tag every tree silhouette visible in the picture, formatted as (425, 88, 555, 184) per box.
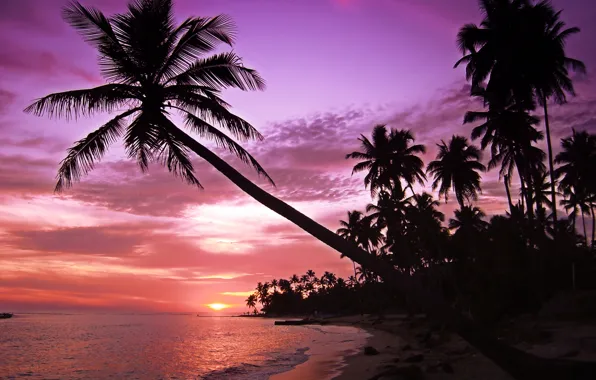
(245, 294, 257, 313)
(346, 125, 426, 196)
(427, 135, 486, 208)
(449, 205, 488, 234)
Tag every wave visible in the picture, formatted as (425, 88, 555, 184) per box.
(199, 347, 309, 380)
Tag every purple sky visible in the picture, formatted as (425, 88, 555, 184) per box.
(0, 0, 595, 313)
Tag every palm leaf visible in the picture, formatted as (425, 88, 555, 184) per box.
(55, 108, 140, 192)
(183, 112, 274, 185)
(171, 52, 265, 91)
(24, 84, 139, 120)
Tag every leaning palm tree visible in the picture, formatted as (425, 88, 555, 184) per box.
(25, 0, 391, 334)
(25, 1, 596, 378)
(427, 135, 486, 208)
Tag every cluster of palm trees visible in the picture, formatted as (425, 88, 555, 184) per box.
(245, 269, 386, 315)
(27, 0, 596, 377)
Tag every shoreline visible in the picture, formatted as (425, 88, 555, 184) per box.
(274, 314, 515, 380)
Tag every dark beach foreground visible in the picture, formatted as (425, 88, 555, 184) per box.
(275, 313, 596, 380)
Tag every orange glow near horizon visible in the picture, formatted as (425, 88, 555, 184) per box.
(206, 303, 231, 311)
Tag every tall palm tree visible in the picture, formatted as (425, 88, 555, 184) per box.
(427, 135, 486, 208)
(456, 0, 585, 225)
(465, 106, 545, 216)
(524, 2, 586, 226)
(556, 129, 596, 245)
(346, 126, 425, 196)
(560, 189, 591, 245)
(449, 205, 488, 233)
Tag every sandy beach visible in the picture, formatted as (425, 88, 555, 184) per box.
(273, 313, 596, 380)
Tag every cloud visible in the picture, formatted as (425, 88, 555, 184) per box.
(0, 89, 16, 114)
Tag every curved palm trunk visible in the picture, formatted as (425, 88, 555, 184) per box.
(173, 127, 596, 379)
(542, 99, 558, 228)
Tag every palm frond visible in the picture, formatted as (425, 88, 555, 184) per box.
(24, 84, 139, 120)
(62, 1, 141, 83)
(123, 112, 162, 171)
(183, 112, 274, 185)
(55, 108, 140, 192)
(153, 120, 203, 189)
(159, 15, 236, 81)
(171, 52, 265, 91)
(172, 93, 263, 141)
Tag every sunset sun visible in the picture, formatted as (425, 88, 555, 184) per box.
(206, 303, 230, 311)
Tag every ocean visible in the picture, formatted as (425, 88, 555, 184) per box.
(0, 314, 367, 379)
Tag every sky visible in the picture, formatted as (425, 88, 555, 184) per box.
(0, 0, 595, 313)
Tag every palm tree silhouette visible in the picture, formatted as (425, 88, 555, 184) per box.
(427, 135, 486, 208)
(337, 210, 365, 276)
(449, 205, 488, 233)
(466, 105, 545, 216)
(456, 0, 585, 225)
(245, 294, 257, 313)
(560, 189, 591, 244)
(346, 125, 425, 196)
(525, 2, 586, 226)
(556, 130, 596, 245)
(24, 0, 404, 337)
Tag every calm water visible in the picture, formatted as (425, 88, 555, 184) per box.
(0, 314, 366, 379)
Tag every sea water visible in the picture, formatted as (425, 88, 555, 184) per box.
(0, 314, 365, 379)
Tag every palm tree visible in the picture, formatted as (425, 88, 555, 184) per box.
(356, 215, 383, 252)
(345, 125, 396, 196)
(22, 0, 438, 353)
(560, 189, 591, 245)
(337, 210, 365, 276)
(346, 126, 425, 196)
(289, 274, 300, 291)
(26, 1, 596, 377)
(427, 135, 486, 208)
(530, 170, 554, 212)
(524, 2, 586, 226)
(245, 294, 257, 313)
(465, 105, 545, 216)
(449, 205, 488, 233)
(409, 192, 445, 223)
(270, 279, 278, 293)
(456, 0, 585, 225)
(556, 130, 596, 244)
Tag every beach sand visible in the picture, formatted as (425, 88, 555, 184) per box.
(273, 313, 596, 380)
(329, 314, 513, 380)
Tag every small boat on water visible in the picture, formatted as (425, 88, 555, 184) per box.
(274, 319, 328, 326)
(0, 313, 13, 319)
